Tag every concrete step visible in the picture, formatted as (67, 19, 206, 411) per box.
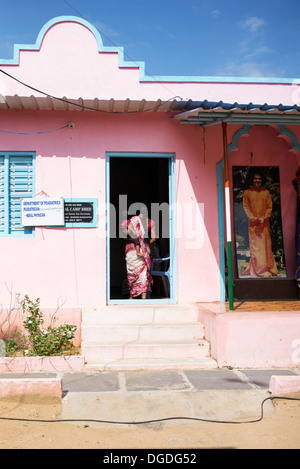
(81, 304, 214, 371)
(83, 356, 218, 371)
(62, 388, 274, 428)
(82, 305, 199, 324)
(82, 339, 210, 361)
(81, 323, 205, 342)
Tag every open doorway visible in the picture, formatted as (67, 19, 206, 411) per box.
(107, 154, 174, 302)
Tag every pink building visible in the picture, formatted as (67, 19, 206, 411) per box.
(0, 16, 299, 369)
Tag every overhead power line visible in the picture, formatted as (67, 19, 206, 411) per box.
(0, 69, 181, 114)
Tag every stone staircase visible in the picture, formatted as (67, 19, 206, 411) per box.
(81, 305, 217, 371)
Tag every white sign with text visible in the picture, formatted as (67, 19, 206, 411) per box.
(21, 197, 64, 226)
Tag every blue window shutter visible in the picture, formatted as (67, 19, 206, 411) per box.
(9, 156, 34, 235)
(0, 152, 35, 237)
(0, 157, 4, 233)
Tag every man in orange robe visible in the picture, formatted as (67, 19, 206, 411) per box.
(242, 172, 279, 278)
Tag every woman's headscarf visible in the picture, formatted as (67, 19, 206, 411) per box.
(129, 215, 152, 271)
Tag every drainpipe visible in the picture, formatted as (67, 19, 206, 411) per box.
(222, 122, 234, 310)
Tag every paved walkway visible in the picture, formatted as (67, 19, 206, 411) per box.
(64, 368, 299, 392)
(1, 368, 299, 426)
(0, 367, 299, 392)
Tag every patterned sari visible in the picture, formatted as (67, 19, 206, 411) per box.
(125, 216, 153, 298)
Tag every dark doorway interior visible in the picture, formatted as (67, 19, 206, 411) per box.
(109, 157, 170, 300)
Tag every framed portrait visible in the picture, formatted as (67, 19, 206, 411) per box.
(232, 166, 287, 279)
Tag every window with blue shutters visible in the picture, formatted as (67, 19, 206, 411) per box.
(0, 152, 35, 237)
(0, 157, 4, 233)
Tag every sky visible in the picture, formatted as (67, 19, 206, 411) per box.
(1, 0, 300, 79)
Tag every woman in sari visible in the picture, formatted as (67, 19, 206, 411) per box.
(125, 210, 154, 299)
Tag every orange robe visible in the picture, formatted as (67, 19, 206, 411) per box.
(242, 187, 278, 278)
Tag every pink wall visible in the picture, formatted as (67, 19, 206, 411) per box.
(229, 125, 300, 278)
(1, 18, 300, 311)
(0, 109, 222, 308)
(1, 18, 299, 105)
(1, 112, 300, 310)
(199, 307, 300, 368)
(0, 308, 81, 347)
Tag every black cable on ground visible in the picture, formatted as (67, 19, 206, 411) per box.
(0, 396, 299, 426)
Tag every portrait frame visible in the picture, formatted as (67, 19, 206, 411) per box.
(232, 166, 287, 279)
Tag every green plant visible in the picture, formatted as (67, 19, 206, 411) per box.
(18, 294, 77, 356)
(4, 330, 28, 357)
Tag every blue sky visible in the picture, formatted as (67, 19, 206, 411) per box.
(1, 0, 300, 79)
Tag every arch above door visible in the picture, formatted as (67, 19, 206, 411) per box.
(217, 124, 300, 302)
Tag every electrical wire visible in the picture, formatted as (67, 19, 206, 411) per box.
(0, 0, 184, 114)
(0, 396, 299, 426)
(0, 69, 181, 114)
(0, 124, 69, 135)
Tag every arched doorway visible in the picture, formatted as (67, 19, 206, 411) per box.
(217, 124, 300, 301)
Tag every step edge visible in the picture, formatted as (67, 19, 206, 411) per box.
(81, 339, 209, 346)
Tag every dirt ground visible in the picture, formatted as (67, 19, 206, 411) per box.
(0, 394, 299, 450)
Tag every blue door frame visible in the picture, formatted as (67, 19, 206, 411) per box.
(106, 152, 177, 304)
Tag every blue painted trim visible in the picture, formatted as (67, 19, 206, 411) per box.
(139, 75, 299, 84)
(1, 15, 298, 85)
(3, 154, 9, 236)
(169, 155, 177, 303)
(105, 154, 111, 304)
(228, 125, 251, 154)
(64, 198, 98, 227)
(0, 16, 103, 65)
(277, 125, 300, 155)
(227, 123, 300, 156)
(0, 151, 35, 238)
(106, 151, 176, 304)
(106, 152, 174, 159)
(108, 299, 173, 305)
